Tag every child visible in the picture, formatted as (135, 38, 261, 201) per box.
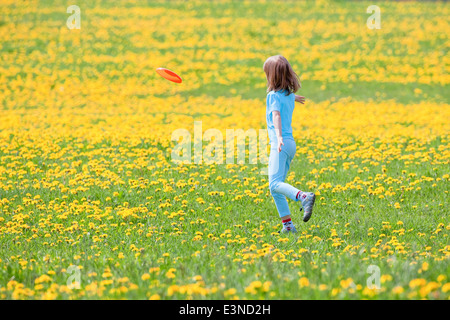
(263, 55, 316, 233)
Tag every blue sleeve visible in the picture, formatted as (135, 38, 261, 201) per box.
(266, 93, 280, 114)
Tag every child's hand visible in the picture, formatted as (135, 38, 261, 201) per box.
(277, 137, 284, 152)
(295, 95, 305, 104)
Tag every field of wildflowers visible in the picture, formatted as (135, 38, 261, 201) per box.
(0, 0, 449, 300)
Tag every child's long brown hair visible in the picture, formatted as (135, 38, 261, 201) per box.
(263, 55, 301, 95)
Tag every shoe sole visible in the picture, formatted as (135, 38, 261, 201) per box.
(302, 194, 316, 222)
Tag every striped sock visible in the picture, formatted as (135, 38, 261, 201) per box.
(296, 191, 305, 201)
(282, 218, 294, 231)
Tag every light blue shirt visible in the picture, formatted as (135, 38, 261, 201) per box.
(266, 89, 295, 144)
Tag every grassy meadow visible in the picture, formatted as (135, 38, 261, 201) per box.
(0, 0, 449, 299)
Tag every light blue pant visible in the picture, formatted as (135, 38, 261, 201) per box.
(268, 138, 300, 218)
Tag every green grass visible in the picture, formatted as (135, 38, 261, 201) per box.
(0, 0, 448, 300)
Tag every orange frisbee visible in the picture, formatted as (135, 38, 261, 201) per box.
(156, 68, 182, 83)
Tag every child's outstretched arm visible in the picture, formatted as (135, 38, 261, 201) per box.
(272, 111, 284, 152)
(295, 95, 305, 104)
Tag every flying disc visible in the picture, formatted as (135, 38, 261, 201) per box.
(156, 68, 182, 83)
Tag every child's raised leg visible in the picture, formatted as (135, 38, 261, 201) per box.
(268, 140, 316, 229)
(269, 141, 300, 232)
